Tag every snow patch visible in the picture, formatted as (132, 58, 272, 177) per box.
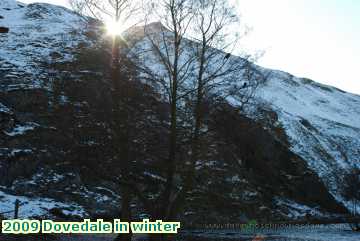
(4, 122, 39, 136)
(0, 189, 87, 218)
(0, 102, 12, 114)
(275, 197, 325, 219)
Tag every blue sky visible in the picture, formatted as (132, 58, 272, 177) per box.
(21, 0, 360, 94)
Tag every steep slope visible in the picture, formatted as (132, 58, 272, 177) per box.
(0, 0, 86, 85)
(0, 0, 111, 219)
(129, 24, 360, 215)
(255, 71, 360, 213)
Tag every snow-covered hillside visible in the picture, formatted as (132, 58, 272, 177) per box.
(256, 71, 360, 213)
(0, 0, 86, 89)
(0, 0, 91, 218)
(1, 0, 359, 218)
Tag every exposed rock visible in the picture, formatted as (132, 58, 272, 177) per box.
(0, 26, 9, 33)
(50, 51, 63, 59)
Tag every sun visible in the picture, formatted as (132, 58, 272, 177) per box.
(106, 20, 126, 36)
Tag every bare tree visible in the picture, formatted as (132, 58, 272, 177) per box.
(137, 0, 196, 221)
(70, 2, 266, 240)
(69, 2, 140, 241)
(131, 0, 268, 228)
(69, 0, 138, 22)
(186, 0, 242, 189)
(165, 0, 268, 210)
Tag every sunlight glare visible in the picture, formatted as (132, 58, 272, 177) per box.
(106, 20, 125, 36)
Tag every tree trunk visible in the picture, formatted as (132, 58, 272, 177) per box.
(161, 29, 180, 219)
(162, 91, 178, 219)
(182, 40, 206, 206)
(188, 57, 205, 188)
(111, 35, 132, 241)
(165, 38, 207, 221)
